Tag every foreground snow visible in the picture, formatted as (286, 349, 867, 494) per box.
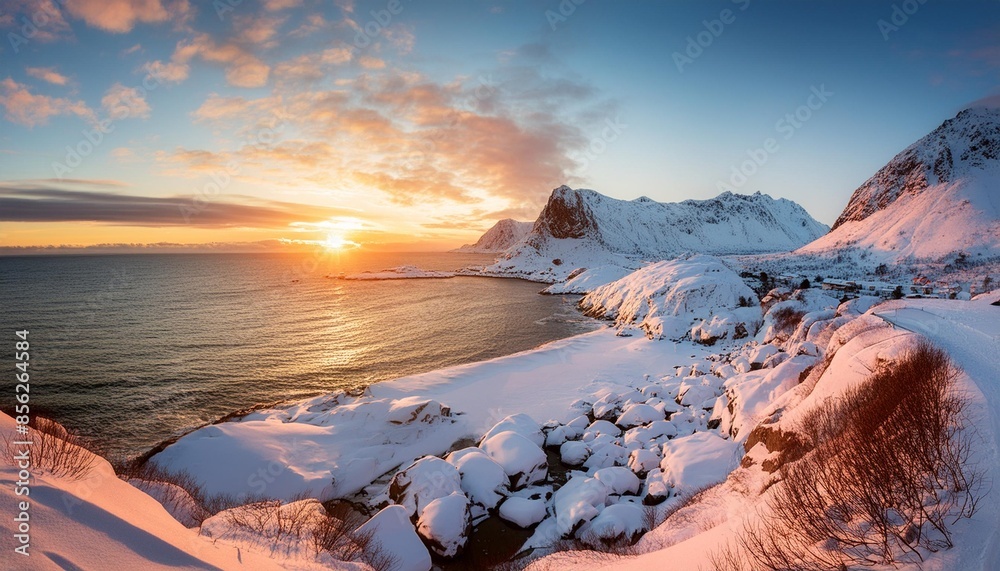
(23, 249, 998, 570)
(0, 413, 292, 571)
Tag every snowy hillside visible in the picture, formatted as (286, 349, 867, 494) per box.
(453, 219, 533, 253)
(799, 107, 1000, 261)
(579, 253, 761, 342)
(481, 186, 828, 283)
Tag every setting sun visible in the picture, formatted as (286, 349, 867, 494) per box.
(323, 233, 353, 250)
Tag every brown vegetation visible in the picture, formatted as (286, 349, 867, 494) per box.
(713, 341, 982, 570)
(3, 416, 97, 481)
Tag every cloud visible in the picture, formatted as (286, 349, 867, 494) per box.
(0, 78, 95, 127)
(234, 13, 286, 47)
(141, 59, 190, 83)
(0, 185, 354, 228)
(3, 0, 73, 42)
(964, 92, 1000, 109)
(101, 82, 151, 120)
(274, 48, 353, 81)
(291, 13, 329, 37)
(358, 56, 386, 69)
(63, 0, 172, 33)
(172, 34, 271, 88)
(55, 0, 192, 34)
(26, 66, 70, 86)
(262, 0, 302, 10)
(171, 43, 612, 214)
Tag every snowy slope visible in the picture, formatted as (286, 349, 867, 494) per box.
(579, 253, 760, 341)
(528, 296, 1000, 571)
(0, 413, 290, 571)
(482, 186, 828, 283)
(452, 219, 533, 253)
(799, 107, 1000, 261)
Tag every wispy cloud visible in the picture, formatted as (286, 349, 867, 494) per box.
(0, 185, 355, 228)
(26, 66, 70, 86)
(0, 78, 95, 127)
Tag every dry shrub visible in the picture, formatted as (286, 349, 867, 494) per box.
(714, 341, 982, 570)
(3, 416, 97, 481)
(771, 307, 806, 333)
(223, 496, 394, 571)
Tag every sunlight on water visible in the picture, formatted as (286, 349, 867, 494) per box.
(0, 251, 598, 457)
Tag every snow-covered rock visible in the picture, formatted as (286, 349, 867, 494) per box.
(480, 414, 545, 448)
(553, 476, 610, 538)
(356, 505, 432, 571)
(580, 503, 648, 546)
(498, 496, 548, 528)
(415, 492, 471, 559)
(580, 254, 761, 339)
(659, 432, 740, 495)
(560, 440, 591, 466)
(616, 403, 665, 428)
(592, 466, 642, 496)
(387, 457, 463, 518)
(480, 431, 548, 489)
(445, 448, 509, 515)
(628, 448, 661, 475)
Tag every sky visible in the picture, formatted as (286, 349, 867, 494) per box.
(1, 0, 999, 252)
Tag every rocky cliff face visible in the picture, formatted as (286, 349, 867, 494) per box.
(483, 185, 828, 282)
(801, 107, 1000, 261)
(453, 219, 532, 253)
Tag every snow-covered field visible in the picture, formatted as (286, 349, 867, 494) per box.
(5, 251, 994, 571)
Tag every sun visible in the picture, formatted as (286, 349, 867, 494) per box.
(323, 233, 350, 250)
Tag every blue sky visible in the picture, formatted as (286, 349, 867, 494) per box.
(1, 0, 998, 249)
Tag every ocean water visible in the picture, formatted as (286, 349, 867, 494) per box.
(0, 252, 598, 458)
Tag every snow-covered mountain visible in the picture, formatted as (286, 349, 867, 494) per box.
(453, 219, 532, 253)
(799, 107, 1000, 261)
(483, 186, 829, 282)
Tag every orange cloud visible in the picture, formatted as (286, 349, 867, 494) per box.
(169, 56, 611, 215)
(0, 78, 95, 127)
(26, 66, 70, 85)
(169, 34, 270, 88)
(101, 82, 151, 119)
(64, 0, 171, 33)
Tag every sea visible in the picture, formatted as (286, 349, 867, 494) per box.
(0, 252, 598, 458)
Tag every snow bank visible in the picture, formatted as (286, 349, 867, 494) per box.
(356, 505, 432, 571)
(580, 253, 760, 340)
(0, 413, 288, 571)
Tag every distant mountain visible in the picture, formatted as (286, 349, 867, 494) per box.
(483, 186, 829, 282)
(799, 107, 1000, 261)
(453, 219, 532, 253)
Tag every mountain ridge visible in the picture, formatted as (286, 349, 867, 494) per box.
(482, 186, 829, 282)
